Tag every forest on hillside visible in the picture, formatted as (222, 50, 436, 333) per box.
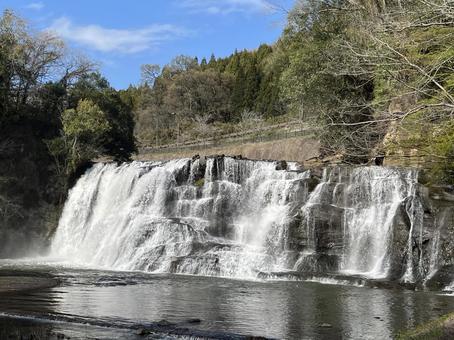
(125, 0, 454, 183)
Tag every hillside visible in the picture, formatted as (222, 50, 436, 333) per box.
(124, 0, 453, 184)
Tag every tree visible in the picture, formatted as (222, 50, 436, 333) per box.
(0, 10, 139, 249)
(61, 99, 110, 173)
(0, 10, 64, 122)
(169, 55, 198, 73)
(278, 0, 454, 174)
(208, 53, 217, 69)
(140, 64, 161, 86)
(241, 54, 260, 111)
(200, 57, 208, 69)
(67, 73, 137, 160)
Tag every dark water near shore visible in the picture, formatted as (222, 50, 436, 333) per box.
(1, 262, 454, 339)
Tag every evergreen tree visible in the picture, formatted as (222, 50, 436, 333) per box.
(208, 53, 217, 69)
(200, 57, 208, 69)
(231, 67, 246, 118)
(241, 53, 260, 112)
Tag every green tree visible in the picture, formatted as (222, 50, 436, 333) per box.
(68, 73, 137, 160)
(50, 99, 111, 177)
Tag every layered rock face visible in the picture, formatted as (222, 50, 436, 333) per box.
(296, 166, 454, 288)
(50, 156, 454, 289)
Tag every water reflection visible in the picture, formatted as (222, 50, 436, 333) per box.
(341, 286, 393, 339)
(1, 269, 454, 339)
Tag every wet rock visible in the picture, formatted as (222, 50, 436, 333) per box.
(275, 160, 287, 171)
(174, 161, 191, 186)
(185, 318, 202, 324)
(295, 254, 339, 273)
(306, 175, 320, 193)
(157, 319, 172, 327)
(300, 202, 344, 251)
(135, 328, 150, 336)
(425, 265, 454, 290)
(374, 156, 384, 166)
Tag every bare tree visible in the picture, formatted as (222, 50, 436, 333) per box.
(141, 64, 161, 85)
(298, 0, 454, 162)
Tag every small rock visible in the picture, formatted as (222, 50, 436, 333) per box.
(136, 328, 150, 336)
(374, 156, 385, 166)
(186, 318, 202, 324)
(157, 319, 172, 327)
(275, 160, 288, 171)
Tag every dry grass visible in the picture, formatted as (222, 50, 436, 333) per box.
(136, 136, 320, 163)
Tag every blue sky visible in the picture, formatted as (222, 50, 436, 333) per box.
(1, 0, 295, 89)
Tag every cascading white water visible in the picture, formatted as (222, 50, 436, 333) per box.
(402, 176, 424, 283)
(51, 158, 433, 283)
(50, 157, 309, 279)
(427, 208, 449, 281)
(342, 167, 419, 278)
(298, 166, 419, 279)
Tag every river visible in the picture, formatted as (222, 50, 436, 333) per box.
(1, 261, 454, 339)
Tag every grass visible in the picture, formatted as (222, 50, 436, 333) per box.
(136, 135, 320, 164)
(397, 312, 454, 340)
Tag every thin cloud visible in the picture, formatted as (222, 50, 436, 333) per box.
(47, 17, 188, 54)
(25, 2, 45, 10)
(179, 0, 277, 15)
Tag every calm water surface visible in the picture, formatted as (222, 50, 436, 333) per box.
(1, 261, 454, 339)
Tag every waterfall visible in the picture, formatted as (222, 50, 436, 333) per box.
(50, 157, 309, 279)
(427, 208, 450, 282)
(343, 167, 418, 278)
(298, 166, 419, 279)
(51, 159, 434, 283)
(402, 177, 424, 283)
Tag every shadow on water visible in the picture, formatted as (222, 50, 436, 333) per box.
(0, 266, 454, 339)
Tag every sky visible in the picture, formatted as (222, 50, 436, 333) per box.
(0, 0, 295, 89)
